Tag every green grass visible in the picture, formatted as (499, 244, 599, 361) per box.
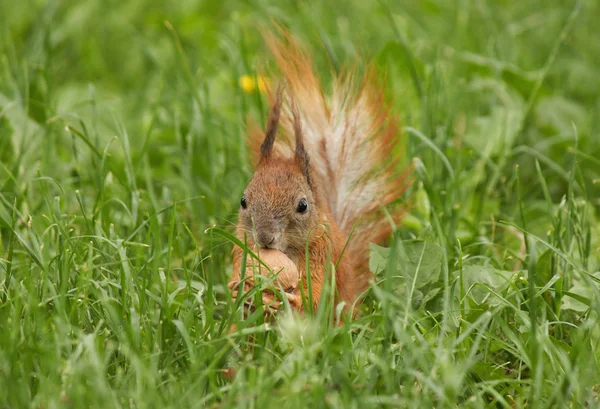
(1, 0, 600, 407)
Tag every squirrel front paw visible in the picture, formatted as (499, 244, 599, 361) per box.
(282, 291, 303, 311)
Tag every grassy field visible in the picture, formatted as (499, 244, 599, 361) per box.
(1, 0, 600, 407)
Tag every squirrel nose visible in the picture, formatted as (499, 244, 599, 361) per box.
(257, 232, 276, 248)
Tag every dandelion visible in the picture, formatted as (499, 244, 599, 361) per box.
(239, 74, 269, 94)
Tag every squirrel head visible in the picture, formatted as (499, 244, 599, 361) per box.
(238, 85, 319, 254)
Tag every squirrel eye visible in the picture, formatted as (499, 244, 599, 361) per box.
(296, 198, 308, 214)
(240, 195, 247, 209)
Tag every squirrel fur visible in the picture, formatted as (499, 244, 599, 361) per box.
(229, 31, 411, 315)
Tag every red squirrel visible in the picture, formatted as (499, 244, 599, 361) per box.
(228, 31, 411, 317)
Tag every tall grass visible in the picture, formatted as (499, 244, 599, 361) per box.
(1, 0, 599, 407)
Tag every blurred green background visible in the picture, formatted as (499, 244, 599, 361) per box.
(1, 0, 599, 407)
(2, 0, 599, 227)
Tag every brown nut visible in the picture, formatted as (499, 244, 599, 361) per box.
(248, 249, 299, 292)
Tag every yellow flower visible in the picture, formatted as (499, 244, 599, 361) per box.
(239, 74, 269, 94)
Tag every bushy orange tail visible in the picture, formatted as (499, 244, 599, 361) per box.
(248, 30, 411, 294)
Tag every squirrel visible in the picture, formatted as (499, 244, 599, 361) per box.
(228, 31, 411, 317)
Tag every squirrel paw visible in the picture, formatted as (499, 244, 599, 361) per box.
(282, 292, 303, 310)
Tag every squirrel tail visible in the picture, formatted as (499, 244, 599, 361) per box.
(248, 30, 412, 296)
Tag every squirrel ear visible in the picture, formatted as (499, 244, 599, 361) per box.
(259, 82, 285, 163)
(291, 98, 313, 191)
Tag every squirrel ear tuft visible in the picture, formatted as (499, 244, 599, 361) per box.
(259, 82, 285, 162)
(291, 97, 313, 190)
